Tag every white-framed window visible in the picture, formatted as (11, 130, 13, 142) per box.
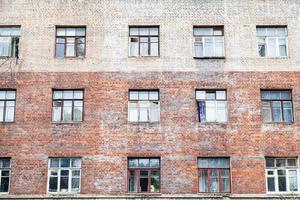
(0, 27, 20, 58)
(257, 26, 288, 57)
(0, 159, 11, 193)
(129, 26, 159, 57)
(266, 158, 299, 193)
(52, 90, 84, 122)
(128, 90, 159, 123)
(0, 90, 16, 122)
(48, 158, 81, 193)
(194, 26, 224, 58)
(196, 90, 227, 123)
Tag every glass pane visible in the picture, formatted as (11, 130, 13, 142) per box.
(5, 106, 14, 122)
(50, 158, 59, 168)
(266, 158, 275, 167)
(140, 171, 149, 192)
(257, 28, 266, 36)
(270, 91, 281, 100)
(210, 169, 219, 192)
(281, 91, 291, 100)
(66, 28, 76, 36)
(66, 43, 75, 57)
(149, 27, 159, 35)
(76, 28, 86, 36)
(204, 37, 213, 57)
(149, 91, 159, 100)
(151, 176, 159, 192)
(218, 158, 230, 168)
(205, 101, 216, 122)
(56, 28, 66, 36)
(287, 159, 297, 167)
(215, 37, 224, 57)
(221, 177, 230, 192)
(129, 170, 138, 192)
(140, 92, 149, 100)
(150, 159, 160, 168)
(0, 37, 11, 57)
(267, 37, 277, 57)
(140, 41, 149, 56)
(267, 177, 275, 192)
(283, 108, 293, 123)
(1, 159, 10, 168)
(56, 43, 65, 58)
(1, 171, 9, 177)
(150, 42, 158, 56)
(49, 177, 58, 192)
(53, 91, 63, 99)
(73, 106, 83, 121)
(206, 92, 216, 100)
(129, 28, 139, 35)
(129, 106, 138, 122)
(194, 28, 213, 36)
(267, 28, 276, 36)
(60, 177, 69, 192)
(0, 107, 3, 122)
(196, 91, 206, 100)
(279, 38, 287, 56)
(71, 178, 80, 191)
(52, 106, 62, 122)
(6, 91, 15, 99)
(0, 91, 5, 99)
(277, 28, 286, 36)
(150, 102, 159, 122)
(139, 159, 150, 168)
(129, 91, 138, 100)
(139, 107, 148, 122)
(198, 158, 209, 168)
(195, 42, 203, 57)
(74, 91, 83, 99)
(276, 159, 286, 167)
(272, 107, 282, 122)
(63, 105, 72, 122)
(130, 39, 139, 56)
(76, 43, 85, 57)
(216, 91, 226, 100)
(71, 159, 81, 168)
(139, 28, 149, 35)
(0, 177, 9, 193)
(289, 176, 298, 192)
(60, 158, 70, 167)
(128, 159, 138, 168)
(208, 159, 218, 168)
(278, 176, 287, 192)
(217, 101, 227, 122)
(262, 107, 272, 122)
(199, 169, 208, 192)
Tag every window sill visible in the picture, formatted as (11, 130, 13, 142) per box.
(0, 122, 15, 124)
(128, 56, 160, 58)
(128, 122, 160, 125)
(51, 121, 83, 125)
(55, 57, 86, 60)
(258, 56, 289, 59)
(194, 56, 225, 59)
(263, 122, 293, 125)
(126, 192, 161, 196)
(47, 192, 80, 195)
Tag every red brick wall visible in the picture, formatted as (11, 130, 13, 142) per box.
(0, 72, 299, 196)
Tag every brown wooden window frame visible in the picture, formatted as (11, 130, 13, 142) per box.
(127, 158, 160, 193)
(129, 26, 159, 57)
(52, 89, 84, 123)
(198, 157, 231, 193)
(0, 90, 16, 123)
(261, 90, 293, 123)
(55, 26, 86, 58)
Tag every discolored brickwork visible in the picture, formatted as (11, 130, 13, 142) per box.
(0, 72, 299, 199)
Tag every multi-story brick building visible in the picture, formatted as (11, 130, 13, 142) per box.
(0, 0, 300, 199)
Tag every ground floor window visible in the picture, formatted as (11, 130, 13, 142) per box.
(0, 159, 10, 193)
(48, 158, 81, 193)
(128, 158, 160, 193)
(266, 157, 299, 193)
(198, 157, 231, 193)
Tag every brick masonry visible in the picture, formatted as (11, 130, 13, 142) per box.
(0, 72, 300, 199)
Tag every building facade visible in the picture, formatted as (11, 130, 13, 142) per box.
(0, 0, 300, 199)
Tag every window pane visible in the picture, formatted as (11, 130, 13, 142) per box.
(52, 105, 62, 122)
(129, 38, 139, 56)
(283, 107, 293, 123)
(50, 158, 59, 168)
(140, 171, 149, 192)
(206, 92, 216, 100)
(139, 28, 149, 35)
(49, 177, 58, 192)
(129, 28, 139, 36)
(150, 42, 158, 56)
(210, 169, 219, 192)
(53, 91, 63, 99)
(71, 159, 81, 168)
(257, 28, 266, 36)
(5, 106, 14, 122)
(60, 158, 70, 167)
(278, 38, 287, 56)
(278, 176, 287, 192)
(266, 158, 275, 167)
(198, 158, 209, 168)
(287, 159, 297, 167)
(73, 91, 83, 99)
(6, 91, 15, 99)
(63, 103, 72, 122)
(129, 103, 138, 122)
(1, 159, 10, 168)
(0, 37, 11, 57)
(57, 28, 66, 36)
(267, 37, 277, 57)
(205, 101, 216, 122)
(150, 159, 160, 168)
(262, 107, 272, 122)
(0, 177, 9, 192)
(60, 177, 69, 192)
(204, 37, 213, 57)
(281, 91, 291, 100)
(128, 159, 138, 168)
(56, 43, 65, 58)
(214, 37, 224, 57)
(66, 43, 75, 57)
(196, 91, 206, 100)
(71, 178, 80, 191)
(199, 169, 208, 192)
(76, 43, 85, 57)
(216, 91, 226, 100)
(289, 176, 298, 192)
(66, 28, 76, 36)
(218, 158, 230, 168)
(75, 28, 85, 36)
(149, 27, 159, 35)
(0, 91, 5, 99)
(150, 102, 159, 122)
(267, 177, 275, 192)
(129, 170, 138, 192)
(194, 28, 213, 36)
(139, 159, 150, 168)
(272, 108, 282, 122)
(216, 101, 227, 122)
(149, 91, 159, 100)
(195, 41, 203, 57)
(151, 175, 159, 192)
(140, 41, 149, 56)
(221, 170, 230, 193)
(276, 159, 286, 167)
(208, 159, 218, 168)
(73, 106, 83, 121)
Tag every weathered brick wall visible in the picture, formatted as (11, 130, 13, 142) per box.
(0, 72, 299, 198)
(0, 0, 300, 72)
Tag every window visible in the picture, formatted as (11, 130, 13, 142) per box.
(196, 90, 227, 123)
(128, 90, 159, 122)
(194, 26, 224, 58)
(129, 26, 159, 57)
(0, 159, 10, 193)
(55, 27, 86, 58)
(48, 158, 81, 193)
(0, 90, 16, 122)
(52, 90, 83, 122)
(266, 158, 299, 193)
(261, 90, 293, 123)
(257, 26, 288, 57)
(128, 158, 160, 193)
(0, 27, 20, 58)
(198, 158, 231, 193)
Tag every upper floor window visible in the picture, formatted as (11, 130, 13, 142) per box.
(52, 90, 83, 122)
(128, 158, 160, 193)
(129, 26, 159, 57)
(0, 159, 10, 193)
(48, 158, 81, 193)
(257, 26, 288, 57)
(55, 27, 86, 58)
(261, 90, 293, 123)
(266, 157, 298, 193)
(128, 90, 159, 123)
(198, 157, 231, 193)
(194, 26, 224, 58)
(0, 90, 16, 122)
(196, 90, 227, 123)
(0, 27, 20, 58)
